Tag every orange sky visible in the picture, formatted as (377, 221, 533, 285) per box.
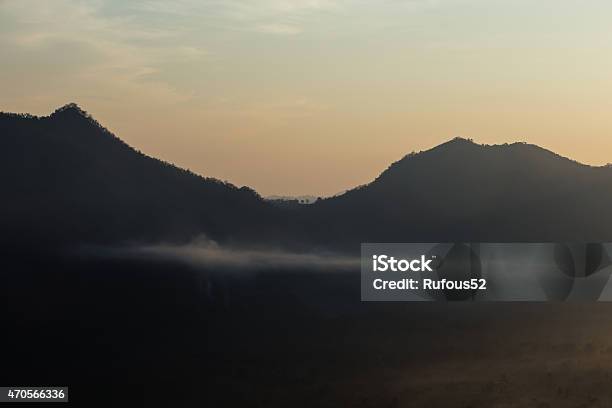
(2, 0, 612, 196)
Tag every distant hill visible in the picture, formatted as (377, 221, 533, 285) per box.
(307, 137, 612, 247)
(266, 195, 319, 210)
(3, 105, 612, 251)
(266, 195, 319, 204)
(0, 104, 284, 248)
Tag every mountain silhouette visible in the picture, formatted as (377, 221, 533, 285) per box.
(308, 137, 612, 246)
(0, 103, 284, 248)
(3, 105, 612, 250)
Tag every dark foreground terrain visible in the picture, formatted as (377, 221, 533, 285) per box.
(2, 248, 612, 407)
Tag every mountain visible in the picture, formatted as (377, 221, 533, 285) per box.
(3, 105, 612, 251)
(0, 104, 285, 248)
(307, 137, 612, 246)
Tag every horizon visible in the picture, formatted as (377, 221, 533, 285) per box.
(3, 0, 612, 196)
(5, 102, 612, 199)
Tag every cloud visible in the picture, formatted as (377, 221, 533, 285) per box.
(255, 23, 302, 35)
(135, 0, 340, 18)
(0, 0, 209, 108)
(132, 0, 342, 35)
(0, 0, 341, 112)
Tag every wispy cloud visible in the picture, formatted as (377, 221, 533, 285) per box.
(135, 0, 340, 17)
(255, 23, 302, 35)
(0, 0, 208, 107)
(132, 0, 342, 35)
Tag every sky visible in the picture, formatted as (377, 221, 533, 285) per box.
(2, 0, 612, 196)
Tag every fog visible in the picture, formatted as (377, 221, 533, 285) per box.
(80, 238, 360, 273)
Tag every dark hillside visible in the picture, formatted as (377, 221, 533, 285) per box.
(308, 138, 612, 246)
(0, 104, 283, 248)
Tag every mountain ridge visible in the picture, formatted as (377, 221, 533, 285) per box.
(1, 103, 261, 195)
(0, 104, 282, 248)
(3, 104, 612, 250)
(308, 134, 612, 246)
